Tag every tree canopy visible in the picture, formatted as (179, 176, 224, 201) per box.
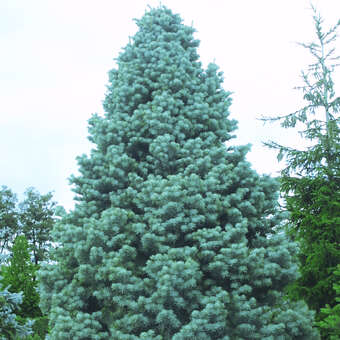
(0, 187, 56, 266)
(0, 186, 19, 255)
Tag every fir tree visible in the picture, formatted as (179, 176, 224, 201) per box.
(261, 7, 339, 339)
(38, 6, 320, 339)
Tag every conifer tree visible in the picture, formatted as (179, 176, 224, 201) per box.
(38, 6, 320, 339)
(261, 7, 339, 339)
(0, 249, 33, 339)
(1, 235, 41, 319)
(316, 264, 340, 340)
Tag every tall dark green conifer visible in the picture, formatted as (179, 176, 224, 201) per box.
(261, 6, 339, 340)
(38, 6, 320, 339)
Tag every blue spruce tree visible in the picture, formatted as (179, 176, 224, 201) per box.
(38, 6, 320, 339)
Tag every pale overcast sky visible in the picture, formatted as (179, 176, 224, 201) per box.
(1, 0, 339, 210)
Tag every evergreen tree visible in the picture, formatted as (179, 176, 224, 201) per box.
(316, 264, 340, 340)
(0, 235, 41, 319)
(261, 7, 340, 339)
(0, 249, 33, 339)
(0, 276, 33, 340)
(38, 6, 320, 339)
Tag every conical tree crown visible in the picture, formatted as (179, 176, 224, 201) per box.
(38, 6, 320, 339)
(70, 6, 237, 216)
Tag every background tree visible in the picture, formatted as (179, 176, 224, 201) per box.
(19, 187, 57, 266)
(0, 186, 57, 266)
(0, 187, 19, 255)
(0, 187, 56, 339)
(38, 6, 320, 339)
(0, 277, 34, 340)
(0, 235, 41, 319)
(0, 241, 33, 339)
(261, 6, 340, 340)
(0, 235, 49, 339)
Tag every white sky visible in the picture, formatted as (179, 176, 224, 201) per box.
(1, 0, 339, 211)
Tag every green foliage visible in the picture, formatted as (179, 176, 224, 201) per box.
(261, 6, 340, 340)
(31, 316, 49, 339)
(1, 236, 50, 339)
(0, 188, 55, 339)
(0, 251, 33, 340)
(0, 186, 57, 266)
(14, 315, 49, 340)
(1, 235, 41, 319)
(0, 187, 19, 255)
(21, 336, 43, 340)
(316, 264, 340, 340)
(19, 188, 57, 266)
(283, 171, 340, 314)
(38, 5, 320, 339)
